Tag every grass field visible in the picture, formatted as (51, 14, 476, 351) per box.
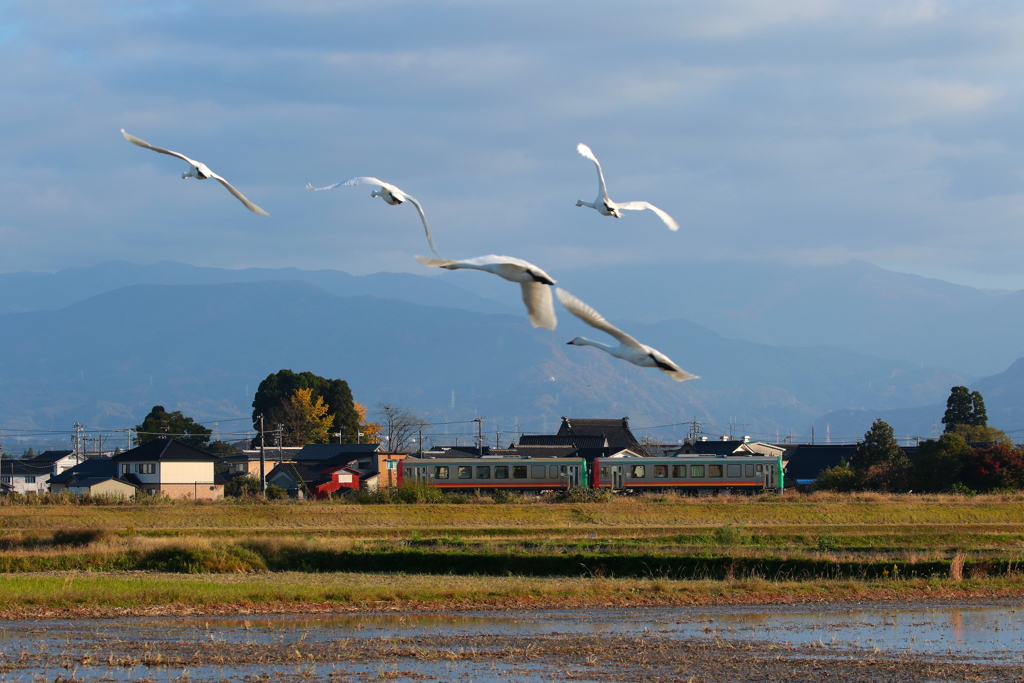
(1, 492, 1022, 615)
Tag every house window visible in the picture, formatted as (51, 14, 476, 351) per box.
(434, 466, 449, 480)
(0, 476, 8, 484)
(137, 463, 156, 474)
(458, 466, 472, 479)
(512, 466, 527, 479)
(494, 466, 509, 479)
(654, 465, 668, 479)
(24, 476, 35, 484)
(690, 465, 705, 478)
(672, 465, 686, 478)
(745, 464, 754, 477)
(476, 466, 490, 479)
(709, 464, 723, 478)
(121, 464, 130, 475)
(727, 464, 742, 478)
(630, 465, 645, 478)
(530, 465, 546, 479)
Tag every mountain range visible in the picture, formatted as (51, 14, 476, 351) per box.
(0, 260, 1020, 448)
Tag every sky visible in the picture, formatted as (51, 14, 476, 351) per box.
(4, 1, 1024, 288)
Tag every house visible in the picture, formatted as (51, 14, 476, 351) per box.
(516, 434, 609, 462)
(0, 457, 54, 494)
(266, 462, 361, 499)
(673, 437, 759, 456)
(48, 457, 118, 493)
(67, 477, 138, 498)
(293, 444, 409, 491)
(225, 447, 304, 476)
(27, 450, 84, 477)
(111, 438, 224, 500)
(557, 417, 640, 453)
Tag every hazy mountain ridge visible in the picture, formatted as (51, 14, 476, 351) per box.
(0, 280, 964, 444)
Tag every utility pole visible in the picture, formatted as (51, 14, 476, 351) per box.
(811, 425, 815, 445)
(474, 417, 484, 457)
(259, 414, 266, 495)
(496, 429, 502, 449)
(72, 423, 84, 459)
(685, 420, 704, 442)
(417, 426, 423, 457)
(276, 424, 284, 464)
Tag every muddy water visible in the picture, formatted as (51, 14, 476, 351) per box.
(0, 602, 1020, 681)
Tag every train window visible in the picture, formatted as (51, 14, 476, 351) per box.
(654, 465, 668, 478)
(601, 467, 609, 477)
(435, 466, 449, 479)
(727, 464, 741, 478)
(630, 465, 645, 478)
(458, 466, 472, 479)
(549, 465, 559, 478)
(531, 465, 546, 479)
(709, 464, 724, 478)
(672, 465, 686, 478)
(495, 466, 509, 479)
(756, 464, 763, 473)
(512, 466, 528, 479)
(745, 464, 754, 477)
(477, 466, 491, 479)
(690, 465, 704, 478)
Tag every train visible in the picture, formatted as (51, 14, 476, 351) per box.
(398, 453, 783, 494)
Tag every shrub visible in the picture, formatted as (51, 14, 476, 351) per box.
(713, 523, 746, 546)
(224, 474, 262, 497)
(265, 484, 288, 500)
(552, 487, 613, 503)
(813, 460, 860, 492)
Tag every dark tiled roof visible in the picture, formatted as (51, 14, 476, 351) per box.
(518, 434, 608, 449)
(28, 450, 75, 464)
(783, 445, 858, 481)
(111, 438, 218, 463)
(0, 458, 57, 476)
(513, 445, 579, 459)
(294, 444, 382, 461)
(267, 463, 340, 489)
(120, 473, 145, 486)
(676, 440, 748, 456)
(557, 417, 639, 451)
(48, 457, 117, 485)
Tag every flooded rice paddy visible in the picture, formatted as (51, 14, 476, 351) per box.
(0, 602, 1021, 681)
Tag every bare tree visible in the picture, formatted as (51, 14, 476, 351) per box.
(375, 403, 432, 452)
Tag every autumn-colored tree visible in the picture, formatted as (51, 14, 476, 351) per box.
(960, 444, 1024, 492)
(354, 402, 383, 444)
(251, 370, 360, 444)
(282, 388, 333, 446)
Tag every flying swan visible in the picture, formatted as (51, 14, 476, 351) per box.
(575, 143, 678, 231)
(307, 177, 439, 257)
(556, 288, 696, 381)
(120, 129, 269, 216)
(415, 255, 557, 330)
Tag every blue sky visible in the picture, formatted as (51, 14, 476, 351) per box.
(4, 1, 1024, 287)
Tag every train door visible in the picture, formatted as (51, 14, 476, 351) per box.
(561, 464, 581, 488)
(765, 464, 776, 490)
(609, 464, 625, 491)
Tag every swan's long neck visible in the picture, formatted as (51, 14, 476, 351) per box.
(576, 200, 595, 208)
(572, 337, 614, 353)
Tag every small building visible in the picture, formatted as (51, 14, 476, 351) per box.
(67, 477, 138, 498)
(225, 447, 304, 476)
(672, 438, 759, 457)
(27, 450, 84, 477)
(48, 457, 118, 493)
(111, 438, 223, 500)
(266, 462, 361, 499)
(0, 457, 53, 494)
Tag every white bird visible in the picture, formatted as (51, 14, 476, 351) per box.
(307, 176, 439, 257)
(556, 288, 696, 381)
(120, 129, 269, 216)
(575, 143, 678, 231)
(416, 255, 557, 330)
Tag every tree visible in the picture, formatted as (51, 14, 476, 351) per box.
(813, 459, 860, 492)
(135, 405, 212, 448)
(251, 370, 360, 444)
(951, 424, 1011, 446)
(354, 402, 383, 444)
(960, 444, 1024, 492)
(282, 388, 334, 446)
(850, 419, 910, 491)
(224, 474, 261, 497)
(942, 386, 973, 433)
(909, 433, 970, 492)
(970, 390, 988, 427)
(375, 402, 432, 452)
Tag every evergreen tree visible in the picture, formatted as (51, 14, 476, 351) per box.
(970, 391, 988, 427)
(251, 370, 360, 444)
(942, 386, 973, 433)
(908, 432, 970, 492)
(850, 419, 910, 491)
(135, 405, 212, 448)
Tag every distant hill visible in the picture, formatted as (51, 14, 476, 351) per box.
(813, 357, 1024, 442)
(0, 281, 963, 445)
